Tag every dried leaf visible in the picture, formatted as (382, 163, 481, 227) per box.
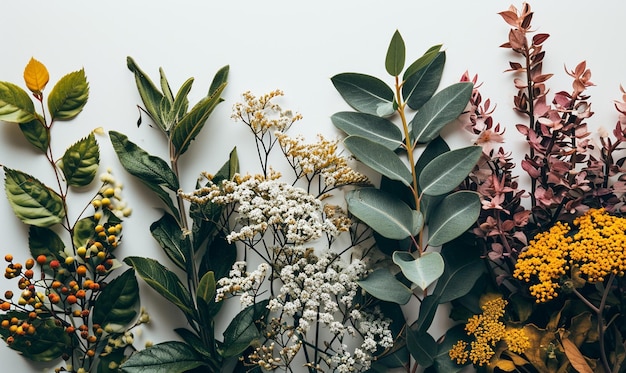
(23, 57, 49, 93)
(498, 10, 519, 28)
(560, 336, 593, 373)
(532, 33, 550, 45)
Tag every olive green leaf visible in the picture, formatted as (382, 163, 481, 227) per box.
(385, 30, 406, 76)
(127, 56, 165, 131)
(412, 82, 473, 143)
(208, 65, 229, 97)
(406, 327, 437, 368)
(0, 313, 70, 362)
(93, 268, 139, 332)
(19, 118, 49, 152)
(48, 69, 89, 121)
(331, 73, 395, 117)
(331, 111, 403, 150)
(72, 216, 96, 249)
(403, 51, 446, 110)
(58, 132, 100, 187)
(197, 271, 216, 307)
(344, 136, 412, 186)
(28, 226, 65, 264)
(427, 191, 480, 247)
(393, 251, 444, 292)
(4, 167, 65, 227)
(171, 81, 226, 158)
(168, 77, 193, 128)
(124, 256, 194, 317)
(357, 268, 412, 305)
(150, 212, 191, 271)
(419, 145, 482, 196)
(221, 299, 269, 358)
(120, 341, 206, 373)
(0, 81, 37, 123)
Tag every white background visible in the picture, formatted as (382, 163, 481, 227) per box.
(1, 1, 626, 371)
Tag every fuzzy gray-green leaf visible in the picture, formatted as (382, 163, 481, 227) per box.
(331, 111, 402, 150)
(331, 73, 395, 117)
(419, 145, 482, 196)
(357, 268, 412, 305)
(427, 191, 480, 247)
(344, 136, 412, 186)
(346, 188, 415, 240)
(393, 251, 444, 292)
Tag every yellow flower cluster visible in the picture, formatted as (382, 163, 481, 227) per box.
(449, 297, 529, 366)
(514, 209, 626, 302)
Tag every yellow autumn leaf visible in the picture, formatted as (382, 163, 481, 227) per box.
(23, 57, 49, 93)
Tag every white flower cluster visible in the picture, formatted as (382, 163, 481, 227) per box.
(215, 261, 270, 307)
(231, 90, 302, 133)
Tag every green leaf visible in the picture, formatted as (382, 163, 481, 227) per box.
(58, 132, 100, 187)
(412, 82, 473, 143)
(120, 341, 206, 373)
(357, 268, 412, 304)
(427, 191, 480, 247)
(127, 56, 165, 131)
(199, 235, 237, 287)
(433, 238, 483, 303)
(331, 111, 402, 150)
(344, 136, 412, 186)
(413, 294, 441, 334)
(4, 167, 65, 227)
(97, 347, 127, 373)
(170, 77, 194, 127)
(346, 188, 416, 240)
(426, 324, 471, 373)
(150, 212, 191, 271)
(29, 226, 65, 263)
(47, 69, 89, 121)
(0, 315, 70, 362)
(393, 251, 444, 292)
(197, 271, 216, 306)
(175, 328, 218, 364)
(403, 45, 443, 81)
(171, 82, 226, 158)
(124, 256, 194, 317)
(208, 65, 230, 97)
(221, 299, 269, 358)
(159, 67, 175, 104)
(414, 136, 450, 183)
(331, 73, 395, 117)
(19, 118, 49, 152)
(403, 51, 446, 110)
(73, 216, 96, 249)
(406, 328, 436, 368)
(0, 81, 37, 123)
(385, 30, 405, 76)
(93, 268, 139, 332)
(419, 146, 482, 196)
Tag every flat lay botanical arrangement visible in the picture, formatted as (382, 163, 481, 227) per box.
(0, 2, 625, 373)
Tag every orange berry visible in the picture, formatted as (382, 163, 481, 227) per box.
(81, 309, 90, 318)
(66, 295, 77, 305)
(49, 260, 60, 270)
(86, 349, 95, 357)
(0, 302, 11, 311)
(36, 255, 47, 265)
(25, 259, 34, 270)
(65, 326, 75, 334)
(4, 290, 13, 299)
(6, 336, 14, 344)
(49, 294, 60, 304)
(27, 325, 35, 335)
(95, 265, 106, 274)
(1, 320, 9, 328)
(76, 266, 87, 277)
(87, 335, 97, 343)
(51, 281, 62, 289)
(4, 255, 12, 262)
(75, 290, 86, 299)
(24, 269, 34, 279)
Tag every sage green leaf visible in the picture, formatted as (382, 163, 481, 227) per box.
(385, 30, 405, 76)
(124, 256, 194, 317)
(0, 81, 37, 123)
(120, 341, 205, 373)
(331, 73, 395, 117)
(28, 226, 65, 263)
(357, 268, 412, 304)
(58, 132, 100, 187)
(93, 268, 139, 332)
(419, 146, 482, 196)
(414, 135, 450, 189)
(4, 167, 65, 227)
(406, 328, 436, 368)
(0, 314, 70, 362)
(427, 191, 480, 247)
(171, 82, 226, 158)
(150, 212, 190, 271)
(159, 67, 175, 104)
(346, 188, 415, 240)
(393, 251, 444, 292)
(403, 44, 442, 81)
(197, 271, 216, 306)
(19, 118, 49, 152)
(412, 82, 473, 143)
(73, 217, 95, 249)
(403, 52, 445, 110)
(331, 111, 402, 150)
(208, 65, 229, 96)
(344, 136, 412, 186)
(413, 294, 441, 334)
(127, 56, 165, 130)
(48, 69, 89, 121)
(221, 299, 269, 358)
(433, 239, 483, 303)
(170, 77, 194, 127)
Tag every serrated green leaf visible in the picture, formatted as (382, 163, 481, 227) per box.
(93, 268, 139, 332)
(393, 251, 444, 292)
(385, 30, 405, 76)
(127, 56, 165, 131)
(4, 167, 65, 227)
(331, 111, 402, 150)
(403, 52, 446, 110)
(47, 69, 89, 121)
(73, 216, 95, 249)
(0, 315, 71, 362)
(427, 191, 480, 247)
(357, 268, 412, 304)
(419, 146, 482, 196)
(124, 256, 194, 317)
(150, 212, 191, 271)
(412, 82, 473, 143)
(171, 82, 226, 158)
(209, 65, 229, 97)
(346, 188, 416, 240)
(331, 73, 395, 117)
(344, 136, 412, 186)
(18, 118, 49, 152)
(221, 300, 269, 358)
(406, 328, 436, 368)
(0, 81, 37, 123)
(120, 341, 206, 373)
(58, 132, 99, 187)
